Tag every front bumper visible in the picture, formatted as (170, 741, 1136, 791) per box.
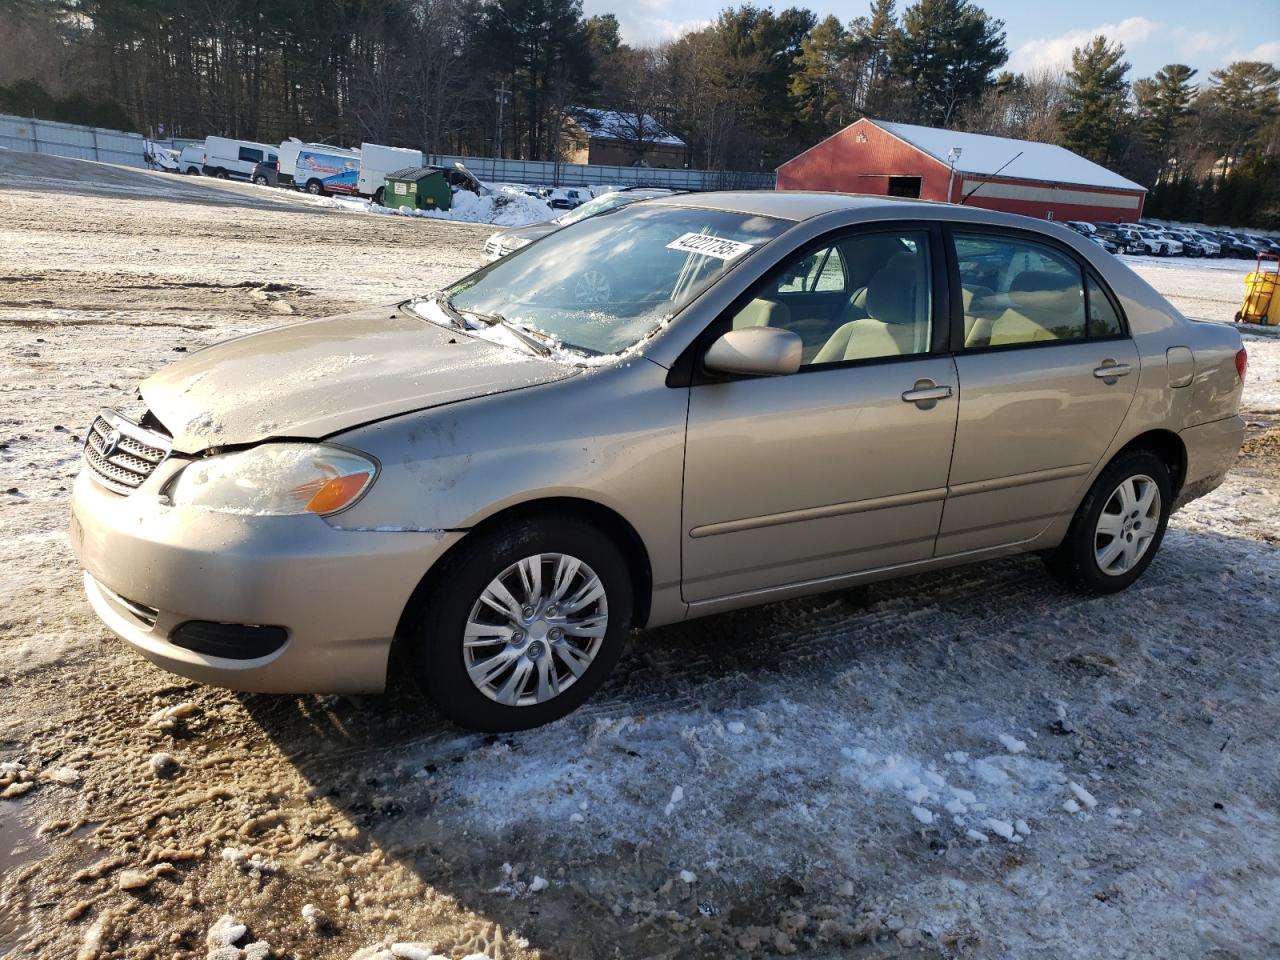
(71, 465, 463, 693)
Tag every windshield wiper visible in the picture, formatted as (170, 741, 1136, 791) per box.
(430, 293, 468, 330)
(463, 309, 555, 357)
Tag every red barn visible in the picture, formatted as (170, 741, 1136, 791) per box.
(777, 118, 1147, 223)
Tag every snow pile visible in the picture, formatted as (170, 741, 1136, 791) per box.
(316, 189, 553, 227)
(1, 760, 35, 798)
(204, 914, 271, 960)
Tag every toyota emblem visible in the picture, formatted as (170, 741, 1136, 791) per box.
(101, 429, 122, 459)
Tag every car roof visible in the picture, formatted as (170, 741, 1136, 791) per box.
(649, 190, 937, 222)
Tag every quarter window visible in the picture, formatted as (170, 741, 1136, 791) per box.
(955, 234, 1103, 348)
(728, 230, 933, 366)
(1086, 274, 1124, 337)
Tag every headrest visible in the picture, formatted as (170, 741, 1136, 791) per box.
(1009, 270, 1075, 293)
(865, 263, 918, 326)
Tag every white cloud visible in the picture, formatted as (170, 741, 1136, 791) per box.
(1168, 28, 1233, 62)
(583, 0, 708, 47)
(1008, 17, 1159, 73)
(1227, 40, 1280, 65)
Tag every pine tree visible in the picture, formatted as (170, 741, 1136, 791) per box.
(790, 15, 853, 135)
(1060, 36, 1130, 165)
(889, 0, 1007, 127)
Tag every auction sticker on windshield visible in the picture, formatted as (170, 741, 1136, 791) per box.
(666, 232, 756, 261)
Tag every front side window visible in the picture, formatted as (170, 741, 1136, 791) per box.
(728, 230, 933, 366)
(956, 234, 1093, 348)
(443, 204, 789, 357)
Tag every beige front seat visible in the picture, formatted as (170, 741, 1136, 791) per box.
(813, 263, 923, 363)
(733, 297, 791, 330)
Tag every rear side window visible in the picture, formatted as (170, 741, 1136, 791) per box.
(239, 147, 264, 163)
(955, 233, 1122, 349)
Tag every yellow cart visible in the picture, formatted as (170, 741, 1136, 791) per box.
(1236, 252, 1280, 325)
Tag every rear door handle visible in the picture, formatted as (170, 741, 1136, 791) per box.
(901, 380, 953, 407)
(1093, 361, 1132, 380)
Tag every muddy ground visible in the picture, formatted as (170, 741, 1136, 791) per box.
(2, 157, 1280, 960)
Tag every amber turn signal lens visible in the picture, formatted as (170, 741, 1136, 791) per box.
(298, 472, 372, 514)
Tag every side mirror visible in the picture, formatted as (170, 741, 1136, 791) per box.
(703, 327, 802, 377)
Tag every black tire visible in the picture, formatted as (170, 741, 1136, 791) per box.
(1044, 449, 1172, 594)
(416, 515, 634, 731)
(373, 187, 384, 206)
(306, 179, 324, 195)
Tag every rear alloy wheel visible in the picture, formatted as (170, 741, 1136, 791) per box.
(306, 179, 324, 196)
(417, 516, 633, 731)
(254, 175, 269, 186)
(1045, 450, 1172, 594)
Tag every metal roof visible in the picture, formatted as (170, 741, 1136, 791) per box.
(871, 120, 1146, 193)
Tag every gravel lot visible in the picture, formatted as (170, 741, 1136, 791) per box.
(2, 156, 1279, 960)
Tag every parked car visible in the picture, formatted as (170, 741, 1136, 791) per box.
(1086, 234, 1120, 254)
(1064, 220, 1096, 235)
(202, 136, 278, 181)
(1126, 227, 1178, 256)
(70, 194, 1247, 731)
(483, 188, 677, 260)
(177, 143, 206, 176)
(250, 161, 278, 187)
(1180, 229, 1222, 257)
(549, 187, 588, 209)
(1245, 234, 1280, 256)
(1222, 233, 1265, 258)
(1091, 225, 1134, 252)
(1161, 228, 1211, 257)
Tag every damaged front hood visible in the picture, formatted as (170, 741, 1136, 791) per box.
(141, 305, 577, 453)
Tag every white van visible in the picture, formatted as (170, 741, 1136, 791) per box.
(357, 143, 423, 204)
(178, 143, 206, 176)
(202, 136, 279, 181)
(277, 139, 360, 188)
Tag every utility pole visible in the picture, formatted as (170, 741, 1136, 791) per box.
(494, 81, 511, 159)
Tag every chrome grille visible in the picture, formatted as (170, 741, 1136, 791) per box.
(82, 410, 172, 494)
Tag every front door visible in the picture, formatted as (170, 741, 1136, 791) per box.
(938, 229, 1140, 555)
(681, 226, 960, 604)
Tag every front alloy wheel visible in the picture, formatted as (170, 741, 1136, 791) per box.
(417, 515, 633, 730)
(464, 554, 608, 707)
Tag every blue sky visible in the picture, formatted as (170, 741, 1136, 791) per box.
(588, 0, 1280, 82)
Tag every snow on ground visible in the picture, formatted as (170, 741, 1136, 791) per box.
(312, 187, 554, 227)
(1, 156, 1279, 959)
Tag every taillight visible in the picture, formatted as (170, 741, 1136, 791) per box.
(1236, 348, 1248, 382)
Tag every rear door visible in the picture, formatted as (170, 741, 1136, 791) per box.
(938, 228, 1139, 555)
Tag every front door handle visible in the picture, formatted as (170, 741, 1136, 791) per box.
(1093, 361, 1133, 380)
(901, 379, 953, 408)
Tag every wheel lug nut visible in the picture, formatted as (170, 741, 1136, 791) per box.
(546, 605, 559, 618)
(550, 628, 563, 641)
(522, 606, 533, 618)
(512, 631, 524, 643)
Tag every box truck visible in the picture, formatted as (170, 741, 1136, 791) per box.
(357, 143, 424, 205)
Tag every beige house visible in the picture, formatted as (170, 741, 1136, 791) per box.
(563, 107, 690, 168)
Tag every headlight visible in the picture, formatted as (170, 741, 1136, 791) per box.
(169, 443, 377, 516)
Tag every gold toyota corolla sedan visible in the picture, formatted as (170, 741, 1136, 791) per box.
(70, 193, 1247, 731)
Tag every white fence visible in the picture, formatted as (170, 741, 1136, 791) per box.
(0, 113, 147, 167)
(428, 153, 776, 191)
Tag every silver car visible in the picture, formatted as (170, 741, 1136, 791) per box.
(71, 193, 1247, 731)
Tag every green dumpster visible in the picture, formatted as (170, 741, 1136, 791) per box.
(383, 166, 452, 212)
